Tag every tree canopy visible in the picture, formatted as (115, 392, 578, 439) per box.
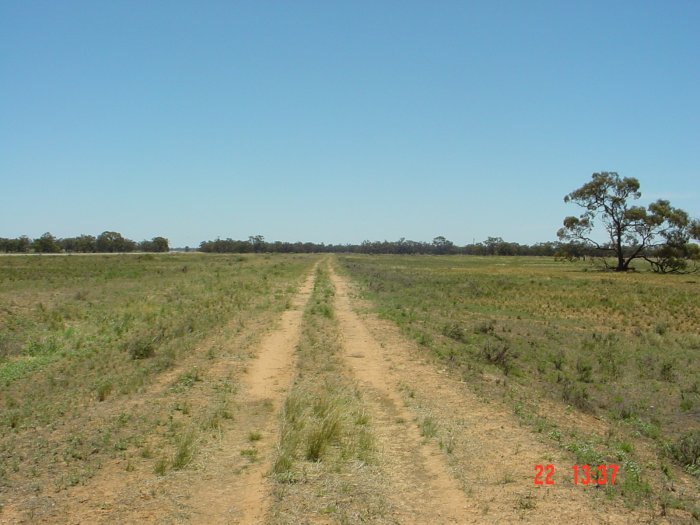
(0, 232, 169, 254)
(558, 172, 699, 272)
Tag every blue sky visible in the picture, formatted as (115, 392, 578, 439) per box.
(1, 1, 698, 247)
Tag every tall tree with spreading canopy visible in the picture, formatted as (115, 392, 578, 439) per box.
(558, 172, 699, 272)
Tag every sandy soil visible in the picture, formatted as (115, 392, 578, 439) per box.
(182, 269, 316, 524)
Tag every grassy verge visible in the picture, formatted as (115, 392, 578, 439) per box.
(269, 262, 391, 525)
(338, 254, 700, 521)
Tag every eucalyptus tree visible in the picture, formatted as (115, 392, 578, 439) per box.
(558, 172, 699, 272)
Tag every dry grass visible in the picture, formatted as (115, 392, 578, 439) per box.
(0, 253, 315, 519)
(269, 263, 391, 524)
(339, 254, 700, 519)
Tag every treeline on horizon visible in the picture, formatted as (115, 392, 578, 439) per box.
(0, 232, 604, 257)
(199, 235, 600, 258)
(0, 232, 169, 254)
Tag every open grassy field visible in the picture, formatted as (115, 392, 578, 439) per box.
(0, 253, 316, 517)
(339, 255, 700, 517)
(1, 253, 698, 523)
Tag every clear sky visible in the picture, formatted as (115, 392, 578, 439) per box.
(2, 1, 698, 247)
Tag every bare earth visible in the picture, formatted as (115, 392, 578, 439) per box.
(2, 260, 658, 524)
(184, 268, 316, 524)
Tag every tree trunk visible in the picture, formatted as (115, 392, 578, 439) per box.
(614, 226, 626, 271)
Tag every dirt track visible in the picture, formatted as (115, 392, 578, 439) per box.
(183, 268, 316, 524)
(329, 265, 646, 524)
(3, 259, 653, 524)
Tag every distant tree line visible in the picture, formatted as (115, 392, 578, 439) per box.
(0, 232, 169, 253)
(198, 235, 614, 257)
(4, 230, 696, 270)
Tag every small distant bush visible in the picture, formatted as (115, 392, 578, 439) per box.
(654, 322, 669, 335)
(481, 340, 516, 375)
(125, 329, 162, 360)
(575, 359, 594, 383)
(562, 380, 590, 410)
(668, 430, 700, 475)
(442, 322, 466, 342)
(551, 351, 566, 371)
(659, 360, 675, 382)
(95, 380, 113, 402)
(474, 319, 496, 334)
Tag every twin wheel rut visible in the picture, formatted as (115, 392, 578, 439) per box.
(186, 263, 638, 524)
(198, 265, 469, 524)
(39, 262, 644, 524)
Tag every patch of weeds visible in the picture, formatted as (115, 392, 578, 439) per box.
(562, 380, 589, 410)
(565, 439, 604, 466)
(173, 401, 190, 415)
(667, 430, 700, 476)
(442, 322, 467, 342)
(619, 459, 651, 500)
(355, 409, 370, 426)
(551, 351, 566, 371)
(355, 427, 375, 464)
(416, 332, 433, 347)
(203, 401, 233, 431)
(516, 491, 537, 510)
(548, 429, 562, 442)
(311, 301, 333, 319)
(610, 396, 637, 420)
(439, 433, 455, 454)
(3, 409, 21, 429)
(575, 358, 593, 383)
(419, 416, 438, 439)
(680, 394, 693, 412)
(240, 448, 259, 461)
(113, 439, 128, 452)
(272, 448, 297, 483)
(171, 431, 196, 470)
(172, 368, 201, 390)
(474, 319, 496, 334)
(248, 431, 262, 442)
(617, 441, 634, 455)
(154, 457, 168, 476)
(282, 394, 304, 428)
(305, 411, 342, 461)
(654, 322, 668, 335)
(659, 360, 675, 382)
(501, 472, 515, 484)
(630, 417, 661, 440)
(481, 340, 517, 375)
(125, 329, 163, 360)
(95, 380, 113, 402)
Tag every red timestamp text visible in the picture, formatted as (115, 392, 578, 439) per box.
(534, 464, 619, 486)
